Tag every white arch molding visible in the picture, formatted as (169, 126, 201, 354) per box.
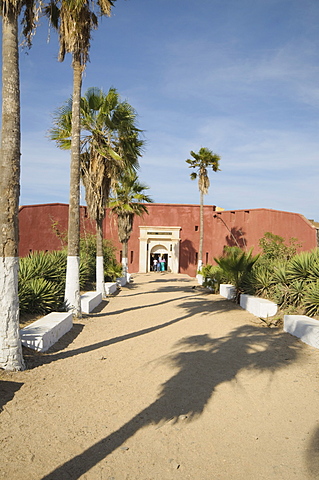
(150, 244, 168, 255)
(139, 226, 181, 273)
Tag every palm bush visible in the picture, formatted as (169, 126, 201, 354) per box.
(104, 261, 123, 282)
(214, 247, 260, 302)
(201, 264, 227, 293)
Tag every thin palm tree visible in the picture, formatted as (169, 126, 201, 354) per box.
(186, 147, 221, 274)
(45, 0, 116, 315)
(109, 173, 153, 277)
(50, 87, 144, 295)
(0, 0, 38, 370)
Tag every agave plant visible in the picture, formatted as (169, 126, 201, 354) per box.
(286, 251, 315, 283)
(303, 280, 319, 317)
(19, 278, 64, 315)
(250, 263, 275, 298)
(19, 250, 66, 283)
(286, 280, 305, 308)
(19, 251, 66, 315)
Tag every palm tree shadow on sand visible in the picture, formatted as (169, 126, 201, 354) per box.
(306, 425, 319, 478)
(41, 325, 301, 480)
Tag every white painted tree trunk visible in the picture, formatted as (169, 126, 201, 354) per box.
(96, 255, 106, 298)
(196, 259, 204, 285)
(0, 258, 25, 370)
(64, 256, 81, 317)
(122, 257, 128, 277)
(0, 13, 25, 370)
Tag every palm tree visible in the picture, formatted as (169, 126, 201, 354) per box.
(109, 173, 153, 277)
(45, 0, 116, 315)
(50, 87, 144, 295)
(186, 147, 221, 274)
(0, 1, 38, 370)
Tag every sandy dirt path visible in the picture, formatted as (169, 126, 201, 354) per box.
(1, 272, 319, 480)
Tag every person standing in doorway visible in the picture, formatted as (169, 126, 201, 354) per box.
(160, 256, 166, 272)
(157, 256, 161, 272)
(153, 257, 158, 272)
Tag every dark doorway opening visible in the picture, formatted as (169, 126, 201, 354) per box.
(150, 253, 168, 272)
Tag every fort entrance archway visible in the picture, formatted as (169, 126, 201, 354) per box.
(139, 226, 181, 273)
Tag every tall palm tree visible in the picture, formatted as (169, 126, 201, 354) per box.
(50, 87, 144, 295)
(45, 0, 116, 315)
(109, 173, 153, 277)
(0, 0, 38, 370)
(186, 147, 221, 273)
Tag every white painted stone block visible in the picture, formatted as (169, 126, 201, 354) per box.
(104, 282, 118, 295)
(284, 315, 319, 349)
(80, 291, 102, 314)
(20, 312, 73, 352)
(219, 284, 236, 300)
(240, 294, 255, 312)
(257, 297, 278, 318)
(116, 277, 127, 287)
(240, 294, 277, 318)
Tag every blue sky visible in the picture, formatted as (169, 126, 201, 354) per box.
(5, 0, 319, 219)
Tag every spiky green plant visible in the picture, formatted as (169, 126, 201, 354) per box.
(214, 247, 260, 302)
(19, 252, 66, 314)
(286, 251, 314, 283)
(104, 261, 123, 282)
(19, 278, 64, 315)
(200, 264, 226, 293)
(303, 280, 319, 317)
(250, 263, 275, 298)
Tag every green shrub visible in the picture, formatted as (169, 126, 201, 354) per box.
(104, 261, 123, 282)
(79, 234, 120, 287)
(19, 278, 64, 314)
(214, 247, 260, 302)
(259, 232, 300, 262)
(200, 264, 227, 293)
(303, 281, 319, 317)
(19, 251, 66, 314)
(19, 236, 121, 315)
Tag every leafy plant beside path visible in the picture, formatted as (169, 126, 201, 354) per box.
(19, 235, 121, 318)
(214, 246, 259, 303)
(201, 232, 319, 319)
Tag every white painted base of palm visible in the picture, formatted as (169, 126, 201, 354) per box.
(64, 256, 81, 317)
(96, 256, 106, 298)
(0, 257, 25, 370)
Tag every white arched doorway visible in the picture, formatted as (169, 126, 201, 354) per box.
(139, 226, 181, 273)
(150, 244, 168, 272)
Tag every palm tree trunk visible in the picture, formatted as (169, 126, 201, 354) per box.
(64, 56, 82, 317)
(198, 189, 204, 270)
(122, 240, 128, 277)
(0, 9, 25, 370)
(96, 216, 106, 297)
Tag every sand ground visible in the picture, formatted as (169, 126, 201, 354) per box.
(1, 272, 319, 480)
